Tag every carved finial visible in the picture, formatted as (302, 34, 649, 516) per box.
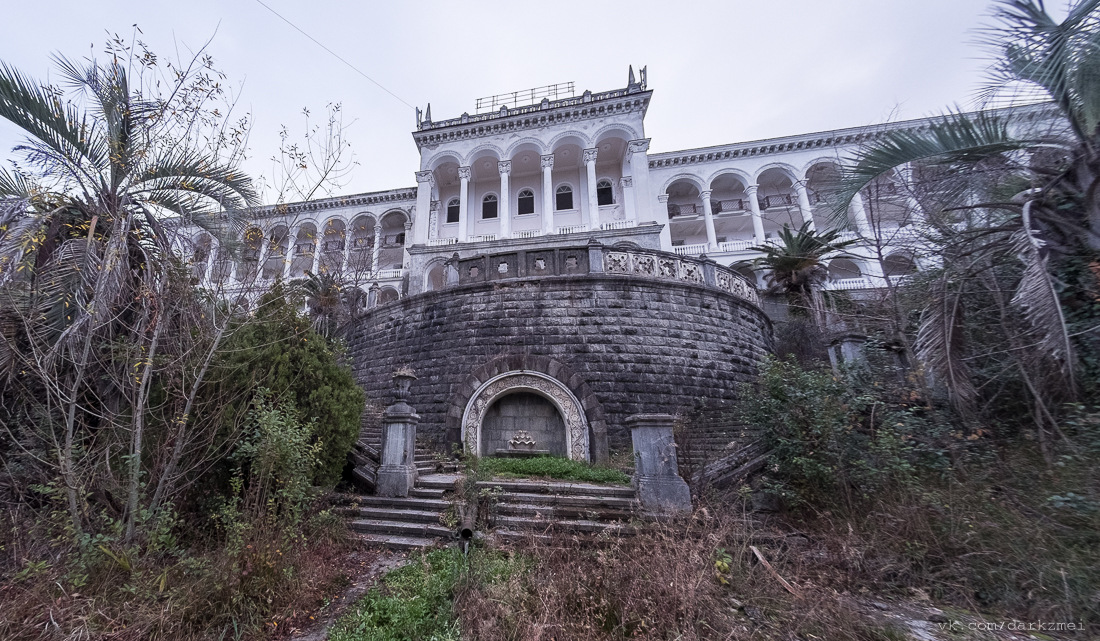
(628, 65, 636, 86)
(416, 106, 422, 128)
(640, 66, 647, 89)
(424, 103, 432, 123)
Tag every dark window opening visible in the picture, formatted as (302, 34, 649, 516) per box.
(395, 232, 405, 246)
(482, 194, 498, 219)
(596, 179, 614, 206)
(556, 185, 573, 211)
(446, 198, 460, 224)
(517, 189, 535, 215)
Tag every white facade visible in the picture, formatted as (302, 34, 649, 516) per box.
(180, 71, 1055, 302)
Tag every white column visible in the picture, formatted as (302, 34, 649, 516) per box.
(280, 233, 293, 279)
(202, 242, 216, 285)
(627, 139, 663, 245)
(309, 233, 321, 275)
(898, 163, 927, 227)
(540, 154, 555, 234)
(341, 227, 352, 274)
(746, 185, 766, 244)
(402, 221, 413, 268)
(255, 231, 271, 280)
(583, 147, 599, 230)
(428, 201, 439, 239)
(498, 160, 512, 238)
(372, 224, 383, 274)
(620, 176, 636, 224)
(457, 166, 471, 242)
(794, 181, 816, 231)
(851, 192, 873, 237)
(700, 190, 718, 250)
(414, 170, 434, 246)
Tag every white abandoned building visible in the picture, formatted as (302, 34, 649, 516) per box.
(180, 68, 1047, 471)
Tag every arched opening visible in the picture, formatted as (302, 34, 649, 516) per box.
(480, 392, 567, 457)
(425, 263, 446, 292)
(555, 184, 574, 211)
(238, 227, 264, 283)
(482, 193, 498, 219)
(378, 287, 399, 304)
(289, 223, 317, 278)
(828, 258, 862, 281)
(517, 188, 535, 215)
(596, 179, 614, 206)
(882, 253, 917, 277)
(264, 225, 291, 280)
(320, 219, 346, 275)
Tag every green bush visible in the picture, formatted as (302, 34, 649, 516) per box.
(201, 286, 364, 486)
(742, 356, 949, 508)
(477, 455, 631, 485)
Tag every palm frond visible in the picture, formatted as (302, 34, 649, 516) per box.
(829, 110, 1044, 228)
(1008, 200, 1077, 393)
(0, 61, 108, 180)
(916, 277, 977, 419)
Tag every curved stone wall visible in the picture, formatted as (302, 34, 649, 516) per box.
(347, 243, 772, 462)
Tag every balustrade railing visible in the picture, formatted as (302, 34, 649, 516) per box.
(323, 240, 345, 252)
(468, 234, 498, 243)
(718, 239, 755, 252)
(556, 224, 587, 235)
(375, 269, 404, 280)
(427, 237, 458, 246)
(672, 243, 708, 256)
(512, 229, 543, 239)
(599, 220, 636, 231)
(713, 199, 745, 213)
(294, 243, 314, 255)
(761, 194, 794, 209)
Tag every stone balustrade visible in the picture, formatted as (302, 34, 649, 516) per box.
(441, 241, 759, 307)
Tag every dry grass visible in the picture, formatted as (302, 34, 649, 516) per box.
(454, 506, 902, 641)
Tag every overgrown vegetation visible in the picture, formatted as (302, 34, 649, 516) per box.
(0, 35, 365, 639)
(477, 455, 632, 485)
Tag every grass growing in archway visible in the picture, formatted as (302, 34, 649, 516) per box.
(478, 455, 631, 485)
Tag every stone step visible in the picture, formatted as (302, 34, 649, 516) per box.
(409, 487, 446, 499)
(345, 507, 443, 524)
(417, 474, 463, 491)
(493, 515, 637, 536)
(356, 533, 441, 551)
(351, 496, 450, 511)
(349, 518, 453, 539)
(495, 502, 636, 521)
(477, 479, 635, 498)
(496, 492, 638, 510)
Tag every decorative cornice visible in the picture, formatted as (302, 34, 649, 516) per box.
(252, 188, 417, 219)
(627, 139, 651, 157)
(646, 103, 1058, 171)
(412, 90, 652, 151)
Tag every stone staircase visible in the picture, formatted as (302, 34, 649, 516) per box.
(342, 473, 641, 551)
(348, 425, 459, 492)
(674, 420, 768, 489)
(485, 479, 640, 542)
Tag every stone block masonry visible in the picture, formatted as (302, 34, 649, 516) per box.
(347, 264, 772, 462)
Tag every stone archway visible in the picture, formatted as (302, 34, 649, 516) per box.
(461, 371, 590, 461)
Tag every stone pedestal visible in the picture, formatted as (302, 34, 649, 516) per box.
(376, 374, 420, 497)
(626, 413, 692, 515)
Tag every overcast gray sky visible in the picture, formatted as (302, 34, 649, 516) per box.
(1, 0, 1006, 200)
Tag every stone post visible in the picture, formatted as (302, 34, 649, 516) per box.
(367, 282, 380, 309)
(376, 372, 420, 497)
(587, 239, 604, 274)
(444, 252, 460, 286)
(851, 192, 873, 237)
(794, 181, 816, 231)
(625, 414, 692, 515)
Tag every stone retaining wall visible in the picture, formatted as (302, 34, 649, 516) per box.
(347, 264, 772, 461)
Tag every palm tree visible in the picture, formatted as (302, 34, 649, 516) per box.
(0, 51, 257, 539)
(746, 222, 857, 324)
(830, 0, 1100, 456)
(294, 270, 351, 340)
